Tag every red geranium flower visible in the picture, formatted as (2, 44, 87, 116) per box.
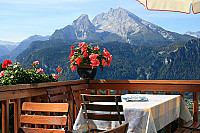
(71, 46, 75, 50)
(81, 46, 87, 52)
(83, 51, 88, 58)
(103, 48, 110, 58)
(102, 59, 107, 66)
(75, 58, 83, 66)
(94, 46, 99, 51)
(107, 56, 112, 66)
(71, 65, 76, 71)
(2, 59, 12, 68)
(79, 42, 86, 47)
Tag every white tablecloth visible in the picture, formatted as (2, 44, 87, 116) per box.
(73, 94, 191, 133)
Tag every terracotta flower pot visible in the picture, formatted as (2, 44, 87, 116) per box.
(77, 65, 97, 80)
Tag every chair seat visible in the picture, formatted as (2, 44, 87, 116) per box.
(174, 121, 200, 133)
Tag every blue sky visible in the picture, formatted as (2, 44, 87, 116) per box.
(0, 0, 199, 42)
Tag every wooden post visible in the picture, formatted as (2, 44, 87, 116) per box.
(166, 123, 171, 133)
(2, 100, 9, 133)
(179, 91, 185, 127)
(117, 90, 122, 95)
(14, 99, 21, 133)
(68, 89, 74, 130)
(193, 92, 198, 122)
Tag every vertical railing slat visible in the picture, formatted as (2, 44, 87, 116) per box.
(179, 91, 185, 127)
(14, 99, 21, 133)
(193, 92, 199, 122)
(2, 100, 9, 133)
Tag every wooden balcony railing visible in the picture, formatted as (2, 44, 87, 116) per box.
(1, 80, 200, 133)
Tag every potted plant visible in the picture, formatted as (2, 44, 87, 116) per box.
(69, 42, 112, 80)
(0, 59, 62, 86)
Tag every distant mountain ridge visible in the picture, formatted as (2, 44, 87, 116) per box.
(0, 35, 49, 62)
(0, 40, 19, 56)
(50, 7, 194, 46)
(185, 31, 200, 38)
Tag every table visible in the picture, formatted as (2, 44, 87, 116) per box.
(73, 94, 191, 133)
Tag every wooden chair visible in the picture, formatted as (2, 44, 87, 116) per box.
(46, 86, 73, 124)
(99, 122, 129, 133)
(81, 94, 125, 133)
(19, 102, 69, 133)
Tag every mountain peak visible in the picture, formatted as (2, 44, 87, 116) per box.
(72, 14, 90, 27)
(72, 14, 96, 40)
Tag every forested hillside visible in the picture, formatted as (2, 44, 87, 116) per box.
(16, 38, 200, 80)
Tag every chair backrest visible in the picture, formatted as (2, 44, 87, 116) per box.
(81, 94, 125, 132)
(99, 122, 129, 133)
(46, 86, 69, 103)
(70, 84, 89, 110)
(19, 102, 69, 133)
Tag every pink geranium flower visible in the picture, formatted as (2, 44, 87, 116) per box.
(37, 68, 44, 74)
(51, 74, 58, 79)
(31, 61, 39, 65)
(89, 54, 99, 60)
(0, 71, 5, 77)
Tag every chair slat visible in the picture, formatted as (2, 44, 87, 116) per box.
(83, 94, 122, 102)
(86, 113, 125, 121)
(174, 128, 185, 133)
(190, 122, 200, 129)
(46, 86, 68, 95)
(20, 127, 65, 133)
(183, 121, 194, 128)
(20, 115, 67, 125)
(22, 102, 69, 112)
(183, 129, 193, 133)
(49, 94, 68, 102)
(83, 104, 123, 111)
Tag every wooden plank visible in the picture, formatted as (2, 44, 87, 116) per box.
(20, 127, 65, 133)
(22, 102, 69, 112)
(86, 113, 125, 121)
(82, 94, 122, 102)
(0, 89, 46, 101)
(193, 92, 199, 122)
(89, 80, 200, 85)
(83, 104, 123, 111)
(2, 100, 9, 133)
(20, 115, 67, 125)
(14, 99, 21, 133)
(88, 84, 200, 92)
(0, 80, 85, 92)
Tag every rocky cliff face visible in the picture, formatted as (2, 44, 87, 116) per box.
(50, 7, 194, 46)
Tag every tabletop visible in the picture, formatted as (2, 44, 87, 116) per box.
(73, 94, 191, 133)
